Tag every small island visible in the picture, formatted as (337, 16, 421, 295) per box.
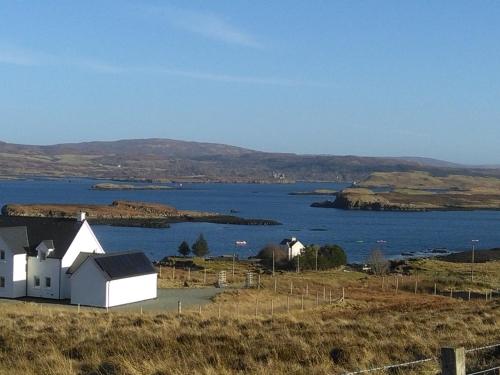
(311, 172, 500, 211)
(91, 183, 176, 191)
(1, 200, 281, 228)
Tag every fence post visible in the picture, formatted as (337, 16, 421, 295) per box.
(203, 269, 207, 284)
(188, 267, 191, 281)
(301, 294, 304, 311)
(274, 278, 277, 293)
(468, 289, 471, 301)
(287, 296, 290, 312)
(177, 301, 182, 316)
(441, 347, 465, 375)
(434, 283, 437, 295)
(290, 281, 293, 295)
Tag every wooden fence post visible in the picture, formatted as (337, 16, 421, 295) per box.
(434, 283, 437, 295)
(301, 294, 304, 311)
(271, 300, 274, 319)
(203, 269, 207, 284)
(395, 278, 399, 294)
(287, 296, 290, 312)
(258, 274, 261, 290)
(290, 281, 293, 295)
(274, 278, 277, 293)
(177, 301, 182, 316)
(188, 267, 191, 281)
(468, 289, 471, 301)
(306, 283, 309, 296)
(441, 347, 465, 375)
(172, 266, 175, 280)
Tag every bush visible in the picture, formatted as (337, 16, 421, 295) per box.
(299, 244, 347, 271)
(257, 244, 290, 269)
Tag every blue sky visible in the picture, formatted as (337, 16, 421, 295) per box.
(1, 1, 500, 164)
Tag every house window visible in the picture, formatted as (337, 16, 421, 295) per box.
(0, 277, 5, 288)
(34, 276, 40, 288)
(0, 250, 5, 260)
(39, 251, 46, 261)
(45, 277, 51, 288)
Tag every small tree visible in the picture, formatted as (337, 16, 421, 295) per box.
(257, 244, 289, 270)
(192, 234, 209, 257)
(367, 249, 389, 275)
(178, 241, 191, 257)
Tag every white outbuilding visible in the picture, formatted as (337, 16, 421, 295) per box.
(280, 237, 306, 260)
(70, 251, 157, 308)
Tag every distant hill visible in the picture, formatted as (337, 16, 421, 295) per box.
(0, 138, 499, 183)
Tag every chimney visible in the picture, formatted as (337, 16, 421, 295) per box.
(77, 212, 87, 222)
(291, 237, 297, 242)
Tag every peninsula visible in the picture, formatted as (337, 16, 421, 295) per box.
(312, 172, 500, 211)
(1, 200, 281, 228)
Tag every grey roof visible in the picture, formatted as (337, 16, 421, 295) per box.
(66, 252, 92, 274)
(73, 251, 156, 280)
(0, 216, 84, 259)
(41, 240, 55, 249)
(0, 227, 29, 255)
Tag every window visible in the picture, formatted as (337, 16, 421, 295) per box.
(45, 277, 51, 288)
(0, 277, 5, 288)
(0, 250, 5, 260)
(34, 276, 40, 288)
(39, 251, 46, 261)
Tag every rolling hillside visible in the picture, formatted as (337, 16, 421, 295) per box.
(1, 138, 499, 182)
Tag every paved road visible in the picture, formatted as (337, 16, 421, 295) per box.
(0, 287, 223, 312)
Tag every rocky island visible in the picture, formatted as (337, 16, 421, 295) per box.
(1, 200, 281, 228)
(312, 172, 500, 211)
(91, 183, 177, 191)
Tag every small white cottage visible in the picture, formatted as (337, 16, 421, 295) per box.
(280, 237, 305, 260)
(70, 251, 157, 308)
(0, 214, 157, 307)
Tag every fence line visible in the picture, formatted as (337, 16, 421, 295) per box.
(342, 343, 500, 375)
(467, 367, 500, 375)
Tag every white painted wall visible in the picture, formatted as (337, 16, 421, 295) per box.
(12, 253, 27, 298)
(0, 242, 14, 298)
(289, 241, 305, 259)
(27, 257, 60, 299)
(107, 273, 157, 308)
(70, 258, 108, 307)
(61, 221, 105, 299)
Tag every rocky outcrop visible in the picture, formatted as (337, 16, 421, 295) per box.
(1, 200, 281, 227)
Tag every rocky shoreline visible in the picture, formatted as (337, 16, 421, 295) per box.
(1, 200, 281, 228)
(311, 188, 500, 211)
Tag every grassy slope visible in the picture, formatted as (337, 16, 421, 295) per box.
(1, 259, 497, 374)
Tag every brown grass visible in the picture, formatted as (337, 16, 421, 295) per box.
(0, 260, 499, 375)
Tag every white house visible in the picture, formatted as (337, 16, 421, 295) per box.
(280, 237, 305, 260)
(0, 214, 157, 307)
(70, 251, 157, 308)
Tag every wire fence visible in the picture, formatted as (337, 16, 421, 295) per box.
(342, 343, 500, 375)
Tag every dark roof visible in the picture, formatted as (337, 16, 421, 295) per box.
(280, 238, 298, 247)
(90, 251, 156, 280)
(0, 227, 29, 255)
(66, 252, 92, 274)
(0, 216, 84, 259)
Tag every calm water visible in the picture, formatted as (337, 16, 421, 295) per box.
(1, 178, 499, 263)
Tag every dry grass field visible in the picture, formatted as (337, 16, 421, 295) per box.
(0, 258, 498, 375)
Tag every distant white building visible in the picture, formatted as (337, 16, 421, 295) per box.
(280, 237, 305, 260)
(0, 214, 157, 307)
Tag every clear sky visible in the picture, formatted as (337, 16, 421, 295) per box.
(1, 1, 499, 164)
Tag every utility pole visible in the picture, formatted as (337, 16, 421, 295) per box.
(272, 250, 275, 277)
(471, 240, 479, 282)
(315, 247, 318, 272)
